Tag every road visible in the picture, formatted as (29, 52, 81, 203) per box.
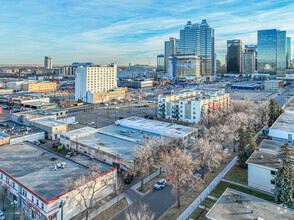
(112, 185, 176, 220)
(273, 85, 294, 107)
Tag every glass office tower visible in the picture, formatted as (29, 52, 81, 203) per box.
(287, 37, 291, 69)
(257, 29, 286, 75)
(176, 20, 215, 76)
(227, 40, 242, 73)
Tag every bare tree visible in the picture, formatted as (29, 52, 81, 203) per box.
(133, 137, 157, 192)
(163, 148, 199, 207)
(114, 177, 124, 207)
(125, 202, 155, 220)
(67, 166, 115, 220)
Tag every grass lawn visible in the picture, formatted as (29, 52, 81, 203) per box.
(223, 165, 248, 185)
(210, 181, 274, 202)
(200, 198, 216, 209)
(93, 198, 128, 220)
(188, 208, 208, 220)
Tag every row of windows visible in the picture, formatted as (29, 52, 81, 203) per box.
(1, 173, 16, 188)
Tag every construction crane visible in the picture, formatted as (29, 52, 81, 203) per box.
(146, 55, 151, 65)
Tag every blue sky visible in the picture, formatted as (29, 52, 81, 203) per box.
(0, 0, 294, 65)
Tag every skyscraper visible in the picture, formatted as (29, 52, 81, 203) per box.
(227, 40, 242, 73)
(44, 56, 52, 69)
(243, 46, 256, 74)
(245, 44, 257, 71)
(287, 37, 291, 69)
(176, 20, 215, 76)
(257, 29, 286, 75)
(164, 38, 176, 73)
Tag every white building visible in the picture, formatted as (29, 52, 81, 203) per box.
(44, 56, 53, 69)
(164, 37, 176, 73)
(264, 80, 283, 92)
(75, 63, 117, 103)
(157, 90, 230, 124)
(268, 108, 294, 142)
(206, 188, 294, 220)
(0, 142, 116, 220)
(59, 66, 77, 76)
(247, 139, 285, 194)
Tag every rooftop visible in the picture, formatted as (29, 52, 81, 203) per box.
(258, 139, 284, 154)
(246, 150, 280, 170)
(0, 119, 44, 138)
(61, 126, 98, 138)
(270, 108, 294, 133)
(34, 118, 66, 128)
(115, 117, 196, 138)
(206, 188, 294, 220)
(77, 132, 138, 160)
(0, 142, 115, 202)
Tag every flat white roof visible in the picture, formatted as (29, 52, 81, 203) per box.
(115, 117, 196, 138)
(270, 108, 294, 133)
(34, 118, 66, 127)
(61, 127, 98, 138)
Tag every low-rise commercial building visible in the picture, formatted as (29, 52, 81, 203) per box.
(32, 118, 67, 140)
(206, 188, 294, 220)
(158, 90, 230, 123)
(0, 132, 10, 145)
(0, 120, 45, 144)
(22, 81, 57, 92)
(268, 108, 294, 142)
(246, 139, 284, 194)
(0, 142, 116, 220)
(86, 88, 126, 104)
(117, 80, 153, 89)
(0, 89, 13, 94)
(264, 80, 283, 92)
(61, 117, 197, 168)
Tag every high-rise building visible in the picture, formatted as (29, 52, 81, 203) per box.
(44, 56, 52, 69)
(287, 37, 291, 69)
(75, 63, 117, 102)
(168, 55, 200, 81)
(242, 48, 256, 74)
(164, 38, 176, 73)
(227, 40, 242, 74)
(257, 29, 286, 75)
(157, 54, 165, 71)
(176, 20, 215, 76)
(245, 45, 257, 71)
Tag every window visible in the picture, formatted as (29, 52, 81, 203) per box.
(36, 199, 39, 206)
(41, 203, 44, 210)
(6, 177, 9, 184)
(12, 182, 15, 188)
(22, 189, 27, 197)
(32, 196, 34, 203)
(271, 179, 275, 185)
(271, 170, 276, 175)
(0, 173, 3, 179)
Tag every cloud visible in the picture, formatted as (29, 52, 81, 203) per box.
(0, 0, 293, 64)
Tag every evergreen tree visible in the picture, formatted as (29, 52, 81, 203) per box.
(268, 99, 283, 127)
(246, 126, 257, 153)
(274, 143, 294, 208)
(238, 123, 249, 167)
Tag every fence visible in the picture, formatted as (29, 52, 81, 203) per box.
(176, 156, 238, 220)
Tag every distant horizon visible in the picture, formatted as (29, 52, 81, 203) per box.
(0, 0, 294, 65)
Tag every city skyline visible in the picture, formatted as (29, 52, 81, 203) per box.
(0, 0, 294, 65)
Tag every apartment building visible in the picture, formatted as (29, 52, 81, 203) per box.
(75, 63, 117, 103)
(157, 90, 230, 123)
(22, 81, 57, 92)
(264, 80, 283, 92)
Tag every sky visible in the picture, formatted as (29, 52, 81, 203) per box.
(0, 0, 294, 66)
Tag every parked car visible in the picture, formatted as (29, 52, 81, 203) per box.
(125, 175, 134, 184)
(72, 121, 79, 124)
(66, 152, 73, 158)
(153, 179, 167, 190)
(35, 141, 40, 145)
(39, 139, 46, 144)
(0, 210, 5, 220)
